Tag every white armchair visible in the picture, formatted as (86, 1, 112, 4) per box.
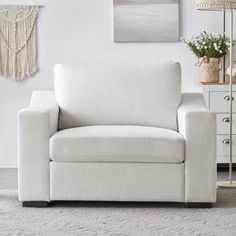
(18, 62, 216, 207)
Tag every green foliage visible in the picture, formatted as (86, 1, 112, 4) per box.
(185, 31, 230, 58)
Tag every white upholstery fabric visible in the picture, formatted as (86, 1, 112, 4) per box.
(18, 91, 59, 201)
(178, 93, 216, 203)
(50, 126, 184, 163)
(18, 66, 216, 204)
(54, 62, 181, 131)
(50, 162, 185, 202)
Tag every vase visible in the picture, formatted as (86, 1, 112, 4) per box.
(198, 57, 221, 83)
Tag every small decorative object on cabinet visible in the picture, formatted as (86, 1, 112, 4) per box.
(185, 31, 230, 83)
(226, 62, 236, 82)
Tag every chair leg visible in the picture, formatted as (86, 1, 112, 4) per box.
(186, 203, 212, 208)
(22, 201, 50, 207)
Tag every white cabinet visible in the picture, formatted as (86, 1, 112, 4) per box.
(202, 83, 236, 163)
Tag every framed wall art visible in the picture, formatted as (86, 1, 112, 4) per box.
(114, 0, 180, 42)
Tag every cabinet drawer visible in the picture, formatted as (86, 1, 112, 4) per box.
(216, 114, 236, 134)
(210, 92, 236, 112)
(217, 135, 236, 156)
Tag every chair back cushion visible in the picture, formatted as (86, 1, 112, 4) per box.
(54, 62, 181, 130)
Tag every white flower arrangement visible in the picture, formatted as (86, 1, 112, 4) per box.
(185, 31, 230, 58)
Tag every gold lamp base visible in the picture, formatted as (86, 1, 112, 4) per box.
(217, 181, 236, 188)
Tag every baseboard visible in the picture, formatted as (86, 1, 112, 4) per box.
(0, 164, 17, 168)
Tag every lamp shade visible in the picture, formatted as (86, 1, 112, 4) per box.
(196, 0, 236, 10)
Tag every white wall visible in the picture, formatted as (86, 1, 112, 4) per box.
(0, 0, 225, 167)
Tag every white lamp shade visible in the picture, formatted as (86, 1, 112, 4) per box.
(196, 0, 236, 10)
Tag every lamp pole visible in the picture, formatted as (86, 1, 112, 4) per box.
(229, 9, 233, 185)
(223, 10, 226, 82)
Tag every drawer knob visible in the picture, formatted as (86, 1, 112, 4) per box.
(224, 95, 234, 101)
(222, 117, 230, 122)
(223, 139, 230, 144)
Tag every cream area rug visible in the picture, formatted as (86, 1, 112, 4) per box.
(0, 189, 236, 236)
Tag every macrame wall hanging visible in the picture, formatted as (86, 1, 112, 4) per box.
(0, 5, 39, 80)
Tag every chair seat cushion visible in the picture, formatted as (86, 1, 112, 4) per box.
(50, 126, 185, 163)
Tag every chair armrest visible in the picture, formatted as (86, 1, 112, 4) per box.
(178, 93, 216, 203)
(20, 91, 59, 137)
(18, 91, 59, 201)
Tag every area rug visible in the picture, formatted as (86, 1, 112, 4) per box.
(0, 189, 236, 236)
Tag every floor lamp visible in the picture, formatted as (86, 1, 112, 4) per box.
(196, 0, 236, 188)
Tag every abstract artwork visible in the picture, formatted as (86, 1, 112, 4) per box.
(0, 5, 39, 80)
(114, 0, 180, 42)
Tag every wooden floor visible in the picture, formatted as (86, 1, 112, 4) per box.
(0, 168, 236, 190)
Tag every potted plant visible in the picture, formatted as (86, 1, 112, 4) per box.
(185, 31, 230, 83)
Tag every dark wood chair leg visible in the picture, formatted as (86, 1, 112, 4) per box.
(22, 201, 50, 207)
(186, 203, 212, 208)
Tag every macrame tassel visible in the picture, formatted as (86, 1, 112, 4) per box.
(0, 6, 39, 80)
